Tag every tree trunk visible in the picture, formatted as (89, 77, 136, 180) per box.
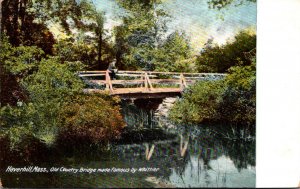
(12, 0, 20, 46)
(97, 31, 102, 69)
(0, 0, 3, 107)
(0, 0, 3, 38)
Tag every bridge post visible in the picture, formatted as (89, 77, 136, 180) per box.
(105, 70, 113, 93)
(144, 72, 148, 89)
(145, 143, 155, 161)
(144, 72, 153, 91)
(180, 134, 189, 157)
(105, 70, 109, 90)
(180, 73, 187, 91)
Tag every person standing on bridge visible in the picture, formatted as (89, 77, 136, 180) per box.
(107, 59, 118, 80)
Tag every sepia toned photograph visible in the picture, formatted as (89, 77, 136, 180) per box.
(0, 0, 256, 187)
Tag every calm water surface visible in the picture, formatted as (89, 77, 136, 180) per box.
(1, 100, 255, 188)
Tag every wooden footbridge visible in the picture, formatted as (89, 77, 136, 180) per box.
(78, 70, 226, 99)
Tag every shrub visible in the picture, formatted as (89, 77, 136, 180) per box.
(0, 103, 36, 148)
(58, 93, 125, 144)
(1, 56, 125, 150)
(218, 59, 256, 125)
(170, 58, 256, 126)
(169, 80, 224, 124)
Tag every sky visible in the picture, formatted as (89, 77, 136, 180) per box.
(93, 0, 256, 51)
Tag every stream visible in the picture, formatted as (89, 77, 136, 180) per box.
(0, 98, 255, 188)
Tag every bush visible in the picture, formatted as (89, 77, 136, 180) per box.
(0, 103, 36, 148)
(219, 59, 256, 125)
(1, 55, 125, 150)
(58, 93, 125, 144)
(169, 80, 224, 124)
(170, 58, 256, 126)
(0, 37, 44, 78)
(21, 57, 84, 103)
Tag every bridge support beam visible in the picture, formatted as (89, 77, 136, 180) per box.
(144, 72, 153, 91)
(113, 92, 181, 100)
(105, 70, 113, 93)
(180, 73, 187, 91)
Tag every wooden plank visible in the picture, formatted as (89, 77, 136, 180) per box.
(79, 70, 227, 76)
(144, 73, 148, 89)
(87, 79, 193, 85)
(79, 74, 106, 77)
(80, 70, 226, 98)
(105, 70, 113, 92)
(180, 73, 187, 88)
(116, 73, 157, 78)
(111, 88, 182, 95)
(88, 80, 107, 84)
(83, 88, 183, 99)
(88, 80, 145, 86)
(146, 144, 155, 160)
(105, 71, 109, 90)
(145, 72, 153, 90)
(111, 80, 144, 85)
(83, 89, 108, 94)
(149, 79, 179, 83)
(78, 70, 107, 73)
(173, 76, 224, 79)
(118, 70, 227, 76)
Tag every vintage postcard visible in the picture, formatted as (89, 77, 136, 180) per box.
(0, 0, 256, 187)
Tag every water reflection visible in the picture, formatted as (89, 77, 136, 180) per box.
(0, 99, 255, 188)
(120, 99, 163, 129)
(111, 124, 255, 188)
(117, 100, 255, 187)
(169, 155, 255, 188)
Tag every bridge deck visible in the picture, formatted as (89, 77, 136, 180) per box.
(112, 87, 182, 95)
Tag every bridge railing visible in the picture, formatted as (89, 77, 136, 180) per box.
(78, 70, 226, 94)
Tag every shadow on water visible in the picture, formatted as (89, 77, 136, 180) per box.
(0, 98, 255, 188)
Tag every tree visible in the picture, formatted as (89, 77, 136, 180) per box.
(93, 12, 106, 67)
(0, 37, 45, 105)
(1, 57, 125, 148)
(152, 31, 195, 72)
(0, 0, 3, 38)
(114, 0, 169, 70)
(50, 1, 114, 70)
(21, 58, 84, 103)
(85, 6, 115, 69)
(208, 0, 256, 10)
(1, 0, 55, 53)
(114, 0, 196, 72)
(0, 57, 84, 146)
(196, 31, 256, 73)
(0, 0, 124, 151)
(1, 0, 110, 58)
(28, 0, 96, 34)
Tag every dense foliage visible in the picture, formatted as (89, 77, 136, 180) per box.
(152, 32, 196, 72)
(196, 31, 256, 73)
(208, 0, 256, 10)
(114, 0, 194, 71)
(0, 39, 125, 149)
(0, 0, 256, 152)
(170, 57, 256, 126)
(169, 80, 224, 124)
(58, 94, 125, 144)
